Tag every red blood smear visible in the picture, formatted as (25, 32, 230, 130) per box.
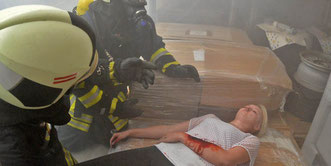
(185, 134, 221, 155)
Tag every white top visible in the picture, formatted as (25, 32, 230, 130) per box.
(155, 114, 260, 166)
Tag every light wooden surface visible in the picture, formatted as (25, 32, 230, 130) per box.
(166, 40, 292, 111)
(156, 23, 253, 45)
(130, 72, 202, 120)
(133, 40, 292, 113)
(255, 111, 305, 166)
(282, 112, 312, 148)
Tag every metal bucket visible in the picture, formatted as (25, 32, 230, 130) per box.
(294, 50, 331, 93)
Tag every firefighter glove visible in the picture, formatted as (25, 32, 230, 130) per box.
(116, 57, 156, 89)
(164, 64, 200, 82)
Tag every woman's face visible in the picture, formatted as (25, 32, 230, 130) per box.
(235, 105, 263, 133)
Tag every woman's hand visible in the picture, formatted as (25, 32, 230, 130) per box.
(110, 130, 130, 146)
(158, 132, 186, 143)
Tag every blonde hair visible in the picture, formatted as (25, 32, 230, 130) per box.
(256, 105, 268, 137)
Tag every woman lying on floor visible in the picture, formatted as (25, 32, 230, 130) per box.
(78, 105, 268, 166)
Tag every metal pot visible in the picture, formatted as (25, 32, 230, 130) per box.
(294, 50, 331, 93)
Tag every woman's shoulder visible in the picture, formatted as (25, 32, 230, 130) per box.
(204, 114, 218, 118)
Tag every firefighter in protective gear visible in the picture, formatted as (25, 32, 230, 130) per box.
(57, 56, 155, 152)
(0, 5, 97, 166)
(57, 0, 200, 153)
(0, 5, 155, 165)
(75, 0, 200, 82)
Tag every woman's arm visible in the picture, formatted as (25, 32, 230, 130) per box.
(111, 114, 217, 145)
(181, 133, 250, 166)
(129, 121, 189, 139)
(110, 120, 189, 145)
(159, 132, 252, 166)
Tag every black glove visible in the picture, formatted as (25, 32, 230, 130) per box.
(116, 57, 156, 89)
(164, 64, 200, 82)
(113, 99, 143, 119)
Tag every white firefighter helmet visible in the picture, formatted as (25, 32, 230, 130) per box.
(0, 5, 98, 110)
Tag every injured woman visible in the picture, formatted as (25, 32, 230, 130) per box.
(78, 105, 268, 166)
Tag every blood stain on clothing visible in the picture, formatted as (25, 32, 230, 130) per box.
(185, 134, 221, 155)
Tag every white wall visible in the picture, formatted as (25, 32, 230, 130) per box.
(302, 73, 331, 165)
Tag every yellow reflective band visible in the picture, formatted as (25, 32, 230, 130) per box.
(72, 114, 93, 124)
(69, 100, 76, 113)
(84, 90, 103, 108)
(109, 61, 115, 79)
(77, 0, 94, 16)
(162, 61, 180, 73)
(67, 119, 90, 132)
(69, 109, 74, 117)
(63, 147, 75, 166)
(70, 95, 76, 109)
(45, 134, 50, 141)
(70, 97, 75, 104)
(108, 114, 119, 123)
(109, 61, 122, 86)
(63, 148, 71, 166)
(79, 86, 98, 102)
(78, 86, 103, 108)
(150, 48, 167, 62)
(117, 91, 126, 102)
(69, 100, 93, 124)
(152, 52, 171, 63)
(44, 123, 51, 141)
(109, 98, 119, 114)
(70, 95, 76, 103)
(114, 119, 128, 131)
(69, 96, 76, 117)
(69, 106, 93, 124)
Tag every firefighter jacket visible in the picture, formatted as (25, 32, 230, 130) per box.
(66, 59, 129, 135)
(66, 0, 180, 135)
